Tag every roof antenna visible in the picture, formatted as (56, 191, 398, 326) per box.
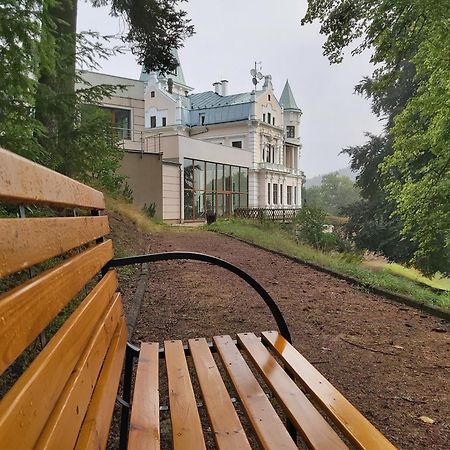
(250, 61, 264, 90)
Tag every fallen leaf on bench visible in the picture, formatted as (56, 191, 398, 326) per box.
(419, 416, 435, 424)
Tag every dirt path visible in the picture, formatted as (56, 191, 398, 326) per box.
(121, 227, 449, 450)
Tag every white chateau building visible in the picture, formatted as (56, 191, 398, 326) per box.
(79, 51, 305, 222)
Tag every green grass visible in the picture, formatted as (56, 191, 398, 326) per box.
(384, 263, 450, 291)
(208, 219, 450, 309)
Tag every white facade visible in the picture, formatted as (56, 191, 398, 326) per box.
(79, 56, 305, 221)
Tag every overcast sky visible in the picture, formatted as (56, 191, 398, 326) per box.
(77, 0, 383, 178)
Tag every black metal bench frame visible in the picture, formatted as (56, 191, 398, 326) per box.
(105, 251, 293, 449)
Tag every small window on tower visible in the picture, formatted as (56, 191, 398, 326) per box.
(150, 116, 156, 128)
(287, 126, 295, 138)
(263, 113, 266, 122)
(272, 117, 275, 125)
(162, 117, 167, 126)
(268, 94, 271, 101)
(150, 91, 155, 98)
(267, 112, 271, 124)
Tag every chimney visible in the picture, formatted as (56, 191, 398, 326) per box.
(213, 81, 222, 95)
(263, 74, 273, 90)
(167, 78, 174, 94)
(221, 79, 229, 96)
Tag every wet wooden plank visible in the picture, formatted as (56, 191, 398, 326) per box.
(75, 317, 128, 450)
(0, 147, 105, 209)
(238, 333, 348, 450)
(35, 293, 123, 449)
(189, 338, 251, 450)
(128, 342, 160, 450)
(213, 335, 297, 450)
(262, 331, 398, 450)
(165, 339, 206, 450)
(0, 216, 110, 277)
(0, 240, 114, 376)
(0, 272, 119, 449)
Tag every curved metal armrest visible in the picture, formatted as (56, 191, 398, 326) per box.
(105, 251, 292, 343)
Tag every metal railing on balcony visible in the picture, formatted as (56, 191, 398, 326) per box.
(112, 127, 163, 154)
(234, 207, 301, 223)
(258, 162, 303, 176)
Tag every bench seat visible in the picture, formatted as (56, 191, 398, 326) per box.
(127, 332, 396, 450)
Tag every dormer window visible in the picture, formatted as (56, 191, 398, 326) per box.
(150, 91, 155, 98)
(199, 113, 206, 126)
(268, 94, 271, 101)
(263, 113, 266, 122)
(267, 112, 271, 124)
(272, 117, 275, 126)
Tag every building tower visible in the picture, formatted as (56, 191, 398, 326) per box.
(279, 80, 303, 206)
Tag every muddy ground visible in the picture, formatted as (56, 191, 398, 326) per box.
(109, 214, 450, 450)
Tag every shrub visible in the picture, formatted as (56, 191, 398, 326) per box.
(142, 203, 157, 218)
(294, 206, 327, 248)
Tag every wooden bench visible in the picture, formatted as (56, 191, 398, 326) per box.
(0, 147, 397, 449)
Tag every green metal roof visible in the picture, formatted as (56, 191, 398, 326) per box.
(279, 80, 300, 111)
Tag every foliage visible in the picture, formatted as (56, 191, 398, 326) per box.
(142, 202, 157, 219)
(293, 206, 356, 253)
(293, 206, 327, 248)
(381, 17, 450, 276)
(102, 0, 194, 75)
(305, 172, 360, 215)
(341, 135, 417, 264)
(0, 1, 45, 160)
(303, 0, 450, 275)
(74, 105, 125, 193)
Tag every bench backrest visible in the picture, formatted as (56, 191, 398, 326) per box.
(0, 147, 127, 449)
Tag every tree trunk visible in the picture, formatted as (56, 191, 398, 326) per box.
(35, 0, 78, 174)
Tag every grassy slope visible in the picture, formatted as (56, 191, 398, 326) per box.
(208, 220, 450, 309)
(106, 195, 167, 234)
(385, 263, 450, 291)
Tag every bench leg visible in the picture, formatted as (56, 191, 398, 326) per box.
(119, 343, 139, 450)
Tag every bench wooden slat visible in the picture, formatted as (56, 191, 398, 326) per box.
(238, 333, 348, 450)
(0, 147, 105, 209)
(0, 271, 118, 449)
(213, 335, 297, 450)
(0, 239, 114, 376)
(262, 331, 397, 450)
(188, 338, 251, 450)
(164, 340, 206, 450)
(128, 342, 160, 450)
(35, 292, 123, 449)
(0, 216, 110, 277)
(75, 316, 128, 450)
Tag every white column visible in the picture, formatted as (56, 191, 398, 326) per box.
(180, 165, 184, 223)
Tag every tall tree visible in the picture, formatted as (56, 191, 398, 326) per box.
(0, 1, 45, 160)
(305, 172, 360, 215)
(36, 0, 194, 176)
(302, 0, 450, 275)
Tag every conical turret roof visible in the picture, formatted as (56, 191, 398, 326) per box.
(279, 79, 300, 111)
(140, 48, 188, 87)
